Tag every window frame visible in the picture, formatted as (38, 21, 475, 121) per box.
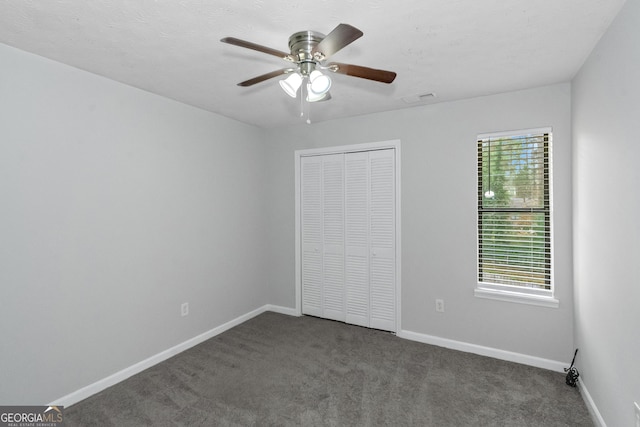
(475, 127, 558, 308)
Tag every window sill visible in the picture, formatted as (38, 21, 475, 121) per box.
(474, 287, 559, 308)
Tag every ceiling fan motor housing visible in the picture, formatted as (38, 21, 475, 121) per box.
(289, 31, 325, 75)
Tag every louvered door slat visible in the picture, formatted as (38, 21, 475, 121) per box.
(345, 152, 370, 327)
(322, 154, 345, 321)
(369, 149, 396, 331)
(301, 157, 323, 316)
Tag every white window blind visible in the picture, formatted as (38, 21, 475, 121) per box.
(477, 129, 553, 300)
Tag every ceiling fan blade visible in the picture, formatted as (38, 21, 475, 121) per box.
(328, 62, 397, 84)
(237, 69, 291, 87)
(312, 24, 363, 60)
(221, 37, 290, 60)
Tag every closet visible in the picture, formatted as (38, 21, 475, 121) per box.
(300, 148, 396, 332)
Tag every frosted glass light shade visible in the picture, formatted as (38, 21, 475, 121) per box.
(279, 73, 303, 97)
(307, 85, 331, 102)
(306, 86, 330, 102)
(308, 70, 331, 95)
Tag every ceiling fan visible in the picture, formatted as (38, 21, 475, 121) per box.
(221, 24, 396, 103)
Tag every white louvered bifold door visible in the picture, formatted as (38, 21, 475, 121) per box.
(301, 156, 323, 317)
(344, 152, 370, 327)
(368, 149, 396, 331)
(321, 154, 345, 321)
(301, 148, 396, 332)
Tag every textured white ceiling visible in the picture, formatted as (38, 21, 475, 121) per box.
(0, 0, 627, 128)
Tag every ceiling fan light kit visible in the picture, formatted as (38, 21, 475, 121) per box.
(279, 68, 330, 101)
(308, 70, 331, 96)
(279, 72, 303, 98)
(306, 85, 329, 102)
(221, 24, 396, 118)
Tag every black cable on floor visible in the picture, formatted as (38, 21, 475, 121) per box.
(564, 348, 579, 387)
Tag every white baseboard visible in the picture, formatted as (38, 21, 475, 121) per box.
(578, 381, 606, 427)
(397, 329, 567, 373)
(53, 308, 573, 409)
(264, 304, 299, 317)
(50, 304, 296, 407)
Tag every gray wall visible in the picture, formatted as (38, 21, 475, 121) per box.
(265, 83, 575, 364)
(7, 8, 634, 414)
(572, 0, 640, 425)
(0, 44, 269, 404)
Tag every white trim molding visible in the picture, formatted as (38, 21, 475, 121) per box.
(578, 381, 607, 427)
(398, 329, 567, 373)
(474, 287, 560, 308)
(264, 304, 299, 317)
(49, 305, 297, 407)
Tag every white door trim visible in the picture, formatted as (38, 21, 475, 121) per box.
(294, 140, 402, 332)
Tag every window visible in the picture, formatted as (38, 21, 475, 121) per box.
(476, 128, 557, 307)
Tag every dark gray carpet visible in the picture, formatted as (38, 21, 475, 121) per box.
(65, 312, 592, 426)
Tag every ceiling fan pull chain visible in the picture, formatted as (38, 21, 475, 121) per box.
(300, 82, 304, 118)
(305, 82, 312, 124)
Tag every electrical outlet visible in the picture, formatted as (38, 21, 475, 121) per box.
(634, 401, 640, 427)
(181, 302, 189, 317)
(435, 299, 445, 313)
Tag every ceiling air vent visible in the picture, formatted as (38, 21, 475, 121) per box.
(401, 92, 436, 104)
